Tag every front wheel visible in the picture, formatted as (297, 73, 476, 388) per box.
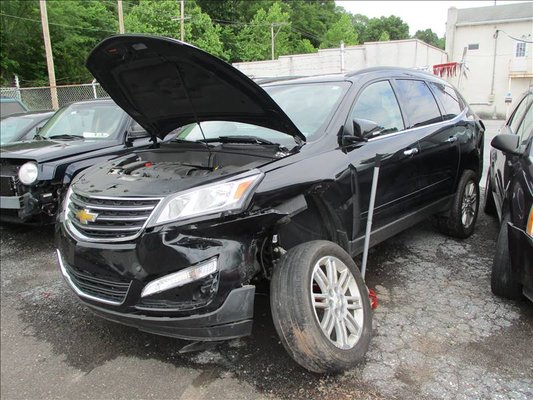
(437, 169, 480, 238)
(270, 241, 372, 373)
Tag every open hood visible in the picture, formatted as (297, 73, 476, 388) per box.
(86, 35, 305, 143)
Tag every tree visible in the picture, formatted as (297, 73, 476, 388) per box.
(47, 1, 117, 84)
(125, 0, 228, 59)
(320, 13, 358, 48)
(414, 28, 445, 49)
(1, 1, 45, 85)
(1, 0, 116, 86)
(350, 14, 369, 43)
(236, 2, 291, 61)
(361, 16, 409, 42)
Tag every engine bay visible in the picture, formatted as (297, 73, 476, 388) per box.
(109, 142, 289, 180)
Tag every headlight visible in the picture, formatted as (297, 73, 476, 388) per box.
(18, 162, 39, 185)
(148, 170, 263, 226)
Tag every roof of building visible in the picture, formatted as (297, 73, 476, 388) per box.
(455, 2, 533, 25)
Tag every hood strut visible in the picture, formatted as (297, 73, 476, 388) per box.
(173, 62, 213, 164)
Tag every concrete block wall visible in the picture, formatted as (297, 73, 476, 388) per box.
(233, 39, 448, 78)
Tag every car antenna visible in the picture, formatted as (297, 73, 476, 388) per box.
(173, 64, 213, 166)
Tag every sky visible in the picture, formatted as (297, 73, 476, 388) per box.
(336, 1, 531, 37)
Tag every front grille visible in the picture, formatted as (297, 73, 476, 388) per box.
(62, 258, 131, 303)
(66, 192, 161, 241)
(0, 175, 18, 196)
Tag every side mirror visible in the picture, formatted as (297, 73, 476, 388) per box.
(491, 134, 521, 156)
(127, 121, 151, 141)
(341, 118, 381, 146)
(354, 118, 381, 139)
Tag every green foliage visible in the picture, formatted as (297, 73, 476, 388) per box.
(361, 16, 410, 42)
(236, 2, 291, 61)
(2, 0, 441, 87)
(293, 38, 317, 54)
(1, 0, 116, 86)
(414, 29, 445, 49)
(125, 0, 227, 59)
(1, 1, 44, 86)
(320, 13, 358, 48)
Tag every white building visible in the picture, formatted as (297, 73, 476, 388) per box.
(233, 39, 447, 78)
(446, 2, 533, 119)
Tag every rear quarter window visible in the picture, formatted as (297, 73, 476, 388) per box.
(428, 82, 462, 120)
(395, 79, 442, 128)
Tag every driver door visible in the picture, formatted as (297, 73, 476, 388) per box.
(348, 80, 422, 230)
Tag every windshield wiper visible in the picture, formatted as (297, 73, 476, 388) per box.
(48, 134, 84, 140)
(200, 136, 276, 145)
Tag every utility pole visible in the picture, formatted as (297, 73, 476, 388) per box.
(117, 0, 125, 34)
(271, 24, 275, 60)
(39, 0, 58, 110)
(270, 23, 284, 60)
(180, 0, 184, 41)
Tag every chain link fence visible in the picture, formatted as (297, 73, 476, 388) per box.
(0, 81, 109, 111)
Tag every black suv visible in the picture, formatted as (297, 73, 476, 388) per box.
(0, 99, 154, 224)
(56, 35, 484, 373)
(484, 90, 532, 302)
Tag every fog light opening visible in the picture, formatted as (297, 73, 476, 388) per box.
(141, 257, 218, 298)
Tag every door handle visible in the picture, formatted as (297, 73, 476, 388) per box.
(446, 135, 458, 143)
(403, 148, 419, 156)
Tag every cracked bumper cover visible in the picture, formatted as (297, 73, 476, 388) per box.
(82, 285, 255, 341)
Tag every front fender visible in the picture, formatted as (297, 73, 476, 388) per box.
(62, 155, 121, 185)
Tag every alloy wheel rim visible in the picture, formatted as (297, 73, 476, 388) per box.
(310, 256, 364, 349)
(461, 181, 477, 228)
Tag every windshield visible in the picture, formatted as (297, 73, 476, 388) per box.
(39, 102, 125, 140)
(173, 82, 349, 146)
(264, 82, 348, 138)
(0, 115, 44, 145)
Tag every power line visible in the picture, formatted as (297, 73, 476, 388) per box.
(0, 12, 117, 33)
(497, 29, 533, 44)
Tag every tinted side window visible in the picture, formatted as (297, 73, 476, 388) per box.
(395, 80, 442, 128)
(429, 82, 462, 119)
(509, 94, 532, 135)
(350, 81, 404, 134)
(516, 103, 532, 144)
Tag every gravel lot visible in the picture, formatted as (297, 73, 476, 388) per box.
(1, 120, 532, 400)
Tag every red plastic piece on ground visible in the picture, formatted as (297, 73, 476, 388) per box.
(368, 289, 378, 310)
(144, 162, 153, 167)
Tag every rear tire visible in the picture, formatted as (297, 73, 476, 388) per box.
(437, 169, 479, 238)
(483, 170, 497, 216)
(270, 241, 372, 373)
(491, 216, 522, 300)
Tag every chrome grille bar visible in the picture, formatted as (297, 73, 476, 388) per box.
(65, 190, 162, 242)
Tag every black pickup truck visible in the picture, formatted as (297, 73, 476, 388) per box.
(0, 99, 155, 224)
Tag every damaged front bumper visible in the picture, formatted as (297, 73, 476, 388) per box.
(55, 215, 268, 340)
(82, 286, 255, 341)
(0, 190, 57, 224)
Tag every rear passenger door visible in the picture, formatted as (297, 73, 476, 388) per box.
(394, 79, 460, 204)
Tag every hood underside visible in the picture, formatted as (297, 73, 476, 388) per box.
(86, 35, 305, 143)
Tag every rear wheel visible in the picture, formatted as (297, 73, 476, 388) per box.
(270, 241, 372, 373)
(491, 216, 522, 299)
(437, 169, 479, 238)
(484, 170, 497, 216)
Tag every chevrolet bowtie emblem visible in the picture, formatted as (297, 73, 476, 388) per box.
(75, 209, 98, 224)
